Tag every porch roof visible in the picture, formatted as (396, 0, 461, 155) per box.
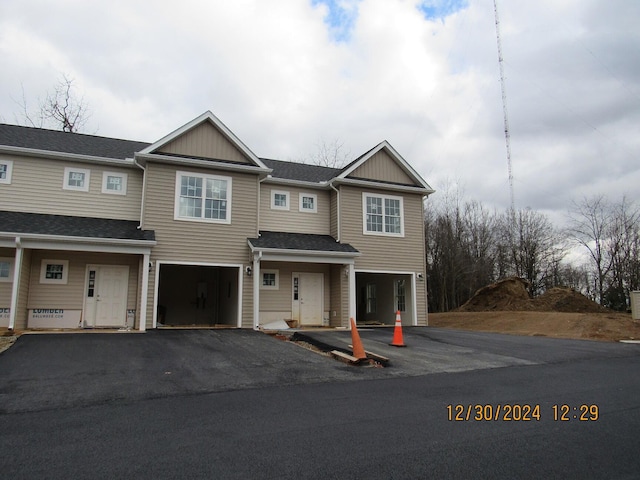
(0, 210, 156, 243)
(248, 231, 359, 258)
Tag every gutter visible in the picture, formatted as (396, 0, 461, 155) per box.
(0, 145, 136, 168)
(135, 152, 272, 175)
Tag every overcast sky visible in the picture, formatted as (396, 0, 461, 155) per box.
(1, 0, 638, 224)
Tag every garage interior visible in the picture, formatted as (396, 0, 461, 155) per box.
(356, 272, 414, 326)
(157, 264, 239, 327)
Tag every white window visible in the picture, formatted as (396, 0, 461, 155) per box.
(363, 193, 404, 236)
(0, 160, 13, 184)
(394, 279, 406, 312)
(174, 171, 232, 224)
(261, 270, 279, 290)
(63, 167, 91, 192)
(299, 193, 317, 213)
(40, 260, 69, 284)
(102, 172, 128, 195)
(271, 190, 290, 210)
(0, 258, 13, 282)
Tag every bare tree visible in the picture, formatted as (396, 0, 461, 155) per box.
(16, 74, 91, 133)
(307, 138, 351, 168)
(566, 195, 613, 305)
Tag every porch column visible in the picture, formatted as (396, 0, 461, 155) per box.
(138, 253, 150, 332)
(252, 253, 261, 329)
(348, 263, 356, 324)
(8, 237, 22, 331)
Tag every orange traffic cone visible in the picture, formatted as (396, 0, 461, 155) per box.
(390, 310, 406, 347)
(350, 318, 367, 360)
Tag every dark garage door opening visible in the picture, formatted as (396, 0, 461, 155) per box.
(157, 264, 239, 327)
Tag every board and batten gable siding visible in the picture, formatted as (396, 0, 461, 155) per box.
(349, 150, 415, 185)
(0, 154, 142, 220)
(27, 251, 139, 311)
(142, 162, 260, 328)
(157, 122, 252, 164)
(259, 185, 330, 235)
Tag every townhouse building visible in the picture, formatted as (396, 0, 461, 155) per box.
(0, 111, 434, 331)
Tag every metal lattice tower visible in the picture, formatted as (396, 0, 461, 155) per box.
(493, 0, 515, 215)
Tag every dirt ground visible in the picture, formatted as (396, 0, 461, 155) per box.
(429, 311, 640, 342)
(431, 277, 640, 342)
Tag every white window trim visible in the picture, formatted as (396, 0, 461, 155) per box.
(174, 170, 232, 224)
(0, 160, 13, 184)
(40, 259, 69, 284)
(260, 269, 279, 290)
(362, 192, 405, 237)
(271, 190, 290, 211)
(299, 192, 318, 213)
(63, 167, 91, 192)
(102, 171, 128, 195)
(0, 257, 13, 282)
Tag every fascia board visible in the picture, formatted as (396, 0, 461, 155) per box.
(135, 152, 272, 175)
(0, 232, 156, 248)
(0, 145, 136, 167)
(332, 177, 434, 195)
(261, 176, 331, 190)
(139, 111, 269, 170)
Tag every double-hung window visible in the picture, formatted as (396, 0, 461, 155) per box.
(363, 193, 404, 236)
(271, 190, 290, 211)
(299, 193, 317, 213)
(0, 258, 13, 282)
(63, 167, 91, 192)
(0, 160, 13, 184)
(175, 171, 231, 223)
(102, 172, 128, 195)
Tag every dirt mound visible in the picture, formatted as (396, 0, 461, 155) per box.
(457, 277, 608, 313)
(532, 287, 608, 313)
(457, 277, 534, 312)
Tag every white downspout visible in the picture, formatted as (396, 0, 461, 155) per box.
(9, 237, 22, 331)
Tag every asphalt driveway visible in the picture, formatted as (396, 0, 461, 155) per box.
(1, 327, 638, 414)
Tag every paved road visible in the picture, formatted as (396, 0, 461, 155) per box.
(1, 328, 639, 479)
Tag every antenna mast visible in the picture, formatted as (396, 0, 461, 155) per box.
(493, 0, 515, 214)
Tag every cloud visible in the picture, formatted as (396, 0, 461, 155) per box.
(0, 0, 637, 224)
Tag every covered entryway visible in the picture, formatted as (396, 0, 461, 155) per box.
(356, 271, 416, 326)
(156, 263, 240, 327)
(84, 265, 129, 328)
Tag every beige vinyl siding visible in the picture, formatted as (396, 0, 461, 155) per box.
(142, 162, 260, 328)
(329, 264, 349, 327)
(27, 250, 139, 311)
(349, 150, 416, 185)
(158, 122, 251, 164)
(0, 154, 142, 220)
(330, 190, 338, 239)
(0, 248, 13, 307)
(339, 185, 427, 324)
(258, 262, 330, 313)
(259, 185, 330, 235)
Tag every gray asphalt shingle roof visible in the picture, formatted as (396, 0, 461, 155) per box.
(0, 123, 151, 160)
(260, 158, 341, 183)
(248, 231, 359, 254)
(0, 210, 155, 242)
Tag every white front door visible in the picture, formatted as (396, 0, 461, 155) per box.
(85, 265, 129, 327)
(298, 272, 323, 326)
